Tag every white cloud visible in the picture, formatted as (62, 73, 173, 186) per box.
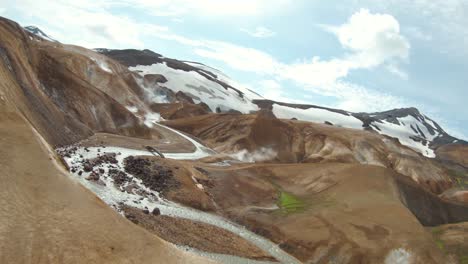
(279, 57, 352, 87)
(175, 9, 410, 111)
(257, 80, 284, 101)
(182, 9, 409, 87)
(405, 26, 432, 41)
(325, 8, 410, 68)
(122, 0, 293, 17)
(12, 0, 168, 49)
(171, 18, 184, 23)
(0, 8, 5, 15)
(193, 41, 279, 74)
(386, 64, 408, 80)
(9, 2, 412, 113)
(241, 26, 276, 38)
(112, 9, 409, 113)
(351, 0, 468, 54)
(332, 82, 408, 112)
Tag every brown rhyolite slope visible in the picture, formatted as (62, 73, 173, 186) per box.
(150, 102, 210, 120)
(429, 222, 468, 263)
(163, 112, 453, 194)
(0, 17, 273, 262)
(437, 143, 468, 168)
(122, 207, 275, 261)
(0, 92, 209, 263)
(139, 157, 448, 263)
(0, 17, 166, 147)
(0, 17, 215, 263)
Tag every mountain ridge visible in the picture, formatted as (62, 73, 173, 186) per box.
(92, 46, 464, 158)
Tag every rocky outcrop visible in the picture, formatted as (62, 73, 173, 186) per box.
(395, 174, 468, 226)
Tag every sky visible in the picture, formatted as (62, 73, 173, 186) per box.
(2, 0, 467, 139)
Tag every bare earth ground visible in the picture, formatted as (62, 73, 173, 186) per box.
(122, 206, 277, 262)
(429, 222, 468, 263)
(150, 158, 448, 263)
(81, 130, 195, 153)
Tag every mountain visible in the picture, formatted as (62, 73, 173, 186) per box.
(0, 18, 209, 264)
(1, 17, 468, 263)
(254, 100, 465, 158)
(96, 48, 466, 159)
(24, 25, 58, 42)
(95, 48, 261, 114)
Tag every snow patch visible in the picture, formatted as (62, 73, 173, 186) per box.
(129, 62, 259, 114)
(272, 103, 439, 158)
(372, 119, 436, 158)
(133, 75, 171, 104)
(24, 26, 57, 42)
(143, 112, 163, 128)
(125, 106, 138, 113)
(272, 104, 364, 129)
(91, 57, 112, 73)
(183, 61, 264, 100)
(384, 248, 413, 264)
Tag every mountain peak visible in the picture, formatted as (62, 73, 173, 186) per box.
(369, 107, 421, 118)
(24, 25, 57, 42)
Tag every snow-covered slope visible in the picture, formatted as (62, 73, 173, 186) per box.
(183, 61, 263, 101)
(24, 26, 58, 42)
(272, 103, 364, 129)
(257, 101, 461, 158)
(129, 62, 259, 114)
(271, 103, 434, 157)
(97, 49, 260, 114)
(364, 110, 440, 157)
(95, 48, 463, 158)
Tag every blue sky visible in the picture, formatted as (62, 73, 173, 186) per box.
(2, 0, 467, 139)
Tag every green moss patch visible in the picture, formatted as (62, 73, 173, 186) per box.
(447, 168, 468, 188)
(460, 256, 468, 264)
(277, 191, 306, 214)
(431, 227, 446, 252)
(435, 240, 445, 251)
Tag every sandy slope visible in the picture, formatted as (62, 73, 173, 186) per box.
(0, 21, 211, 263)
(0, 110, 212, 264)
(429, 222, 468, 263)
